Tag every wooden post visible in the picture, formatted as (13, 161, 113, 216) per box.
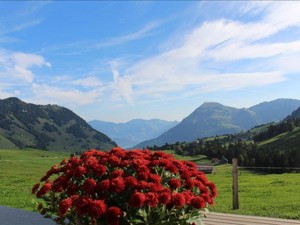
(232, 158, 239, 210)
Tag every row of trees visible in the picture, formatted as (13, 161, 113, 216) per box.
(148, 118, 300, 169)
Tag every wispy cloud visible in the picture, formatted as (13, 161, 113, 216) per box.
(105, 2, 300, 105)
(19, 1, 51, 16)
(94, 21, 164, 49)
(30, 83, 104, 106)
(0, 49, 51, 83)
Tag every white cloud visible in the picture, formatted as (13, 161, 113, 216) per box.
(106, 2, 300, 104)
(30, 83, 103, 106)
(71, 76, 103, 88)
(94, 21, 163, 48)
(0, 49, 51, 83)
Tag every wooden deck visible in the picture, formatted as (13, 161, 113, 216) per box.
(202, 212, 300, 225)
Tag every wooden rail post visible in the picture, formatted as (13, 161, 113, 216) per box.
(232, 158, 239, 210)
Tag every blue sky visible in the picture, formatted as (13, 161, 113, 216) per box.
(1, 1, 300, 123)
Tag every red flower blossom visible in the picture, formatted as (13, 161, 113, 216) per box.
(110, 147, 126, 158)
(145, 192, 159, 207)
(191, 196, 206, 209)
(170, 193, 185, 208)
(109, 177, 125, 193)
(73, 166, 86, 178)
(36, 181, 51, 198)
(129, 192, 146, 208)
(148, 174, 162, 183)
(58, 198, 72, 217)
(32, 183, 40, 194)
(168, 178, 181, 189)
(97, 179, 110, 192)
(159, 192, 171, 205)
(88, 199, 107, 218)
(83, 178, 97, 194)
(110, 169, 124, 178)
(106, 207, 123, 225)
(124, 176, 138, 187)
(75, 196, 90, 216)
(67, 183, 78, 196)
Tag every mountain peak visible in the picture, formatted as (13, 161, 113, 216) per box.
(2, 97, 23, 103)
(201, 102, 224, 107)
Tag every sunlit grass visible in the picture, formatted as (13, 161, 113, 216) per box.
(206, 165, 300, 219)
(0, 149, 299, 220)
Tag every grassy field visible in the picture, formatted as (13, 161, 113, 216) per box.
(0, 148, 299, 220)
(0, 149, 69, 211)
(206, 165, 300, 219)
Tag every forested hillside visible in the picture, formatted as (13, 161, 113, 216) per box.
(0, 97, 116, 152)
(148, 108, 300, 168)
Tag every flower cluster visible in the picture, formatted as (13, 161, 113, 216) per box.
(32, 147, 217, 225)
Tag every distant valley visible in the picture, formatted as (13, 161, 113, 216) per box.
(89, 119, 178, 148)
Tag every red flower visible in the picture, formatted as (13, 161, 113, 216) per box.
(159, 192, 171, 205)
(73, 166, 86, 178)
(137, 172, 148, 181)
(137, 180, 148, 190)
(129, 192, 146, 208)
(97, 179, 110, 192)
(110, 169, 124, 178)
(191, 196, 206, 209)
(88, 199, 107, 218)
(106, 206, 123, 225)
(170, 193, 185, 208)
(181, 191, 194, 204)
(168, 178, 181, 189)
(110, 147, 126, 158)
(124, 176, 138, 187)
(66, 183, 78, 195)
(108, 155, 121, 167)
(75, 196, 90, 216)
(165, 165, 178, 174)
(32, 183, 40, 194)
(58, 198, 72, 217)
(148, 182, 164, 192)
(109, 177, 125, 193)
(83, 178, 97, 194)
(145, 192, 159, 207)
(148, 174, 161, 183)
(184, 179, 195, 189)
(36, 181, 51, 198)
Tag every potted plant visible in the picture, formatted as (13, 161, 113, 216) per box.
(32, 147, 217, 225)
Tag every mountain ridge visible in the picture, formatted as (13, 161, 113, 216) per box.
(135, 98, 300, 148)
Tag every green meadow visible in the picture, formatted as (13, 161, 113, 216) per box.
(0, 149, 69, 211)
(0, 149, 299, 220)
(206, 165, 300, 219)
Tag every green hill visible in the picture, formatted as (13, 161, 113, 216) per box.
(0, 97, 116, 152)
(136, 99, 300, 148)
(255, 127, 300, 167)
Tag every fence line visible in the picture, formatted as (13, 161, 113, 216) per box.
(237, 166, 300, 170)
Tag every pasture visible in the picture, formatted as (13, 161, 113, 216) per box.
(0, 148, 299, 220)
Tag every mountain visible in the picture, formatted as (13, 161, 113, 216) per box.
(89, 119, 178, 148)
(249, 99, 300, 123)
(0, 97, 116, 152)
(290, 106, 300, 119)
(136, 99, 300, 148)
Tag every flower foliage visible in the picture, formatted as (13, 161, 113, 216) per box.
(33, 147, 217, 225)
